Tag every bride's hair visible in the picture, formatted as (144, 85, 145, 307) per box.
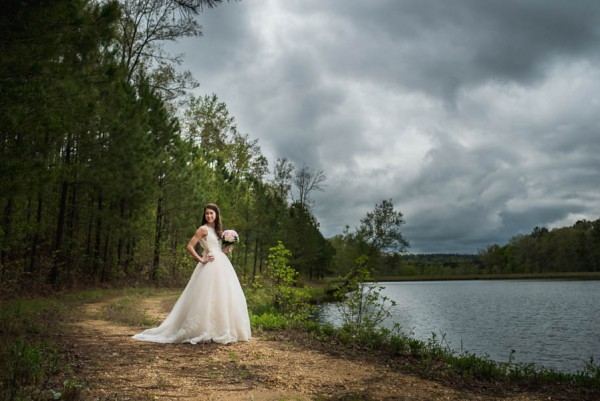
(202, 203, 223, 237)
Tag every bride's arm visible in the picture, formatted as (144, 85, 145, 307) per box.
(186, 226, 213, 263)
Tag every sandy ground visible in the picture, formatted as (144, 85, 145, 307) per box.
(60, 294, 576, 401)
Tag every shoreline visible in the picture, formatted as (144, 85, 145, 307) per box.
(4, 287, 599, 400)
(373, 271, 600, 282)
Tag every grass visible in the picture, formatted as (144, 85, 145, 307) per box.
(296, 321, 600, 394)
(250, 311, 288, 331)
(102, 294, 167, 327)
(0, 295, 70, 401)
(0, 287, 179, 400)
(310, 321, 600, 392)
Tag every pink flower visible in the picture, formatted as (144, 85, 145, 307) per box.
(221, 229, 239, 246)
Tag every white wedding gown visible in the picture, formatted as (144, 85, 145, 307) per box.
(132, 226, 251, 344)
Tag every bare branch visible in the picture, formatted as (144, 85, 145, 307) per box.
(174, 0, 226, 14)
(293, 164, 326, 207)
(116, 0, 202, 96)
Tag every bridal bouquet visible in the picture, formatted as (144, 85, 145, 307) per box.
(221, 229, 239, 247)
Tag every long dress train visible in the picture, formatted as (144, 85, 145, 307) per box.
(132, 226, 251, 344)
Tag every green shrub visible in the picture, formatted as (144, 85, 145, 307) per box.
(250, 311, 287, 331)
(0, 298, 65, 400)
(247, 242, 315, 328)
(333, 255, 396, 336)
(389, 332, 410, 356)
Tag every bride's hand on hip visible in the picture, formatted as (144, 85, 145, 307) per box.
(201, 253, 215, 263)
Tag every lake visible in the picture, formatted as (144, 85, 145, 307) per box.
(317, 279, 600, 373)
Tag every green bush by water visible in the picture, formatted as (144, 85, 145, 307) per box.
(247, 252, 600, 390)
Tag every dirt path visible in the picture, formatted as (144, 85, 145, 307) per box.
(64, 295, 552, 401)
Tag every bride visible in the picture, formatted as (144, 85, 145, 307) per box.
(132, 203, 251, 344)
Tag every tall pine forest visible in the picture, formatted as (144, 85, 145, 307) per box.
(0, 0, 333, 297)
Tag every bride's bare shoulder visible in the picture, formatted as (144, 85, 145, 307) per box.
(196, 225, 208, 238)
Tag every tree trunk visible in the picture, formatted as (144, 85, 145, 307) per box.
(28, 194, 43, 276)
(49, 137, 72, 286)
(124, 209, 135, 275)
(66, 184, 77, 238)
(257, 240, 264, 275)
(65, 182, 78, 282)
(243, 229, 250, 279)
(152, 196, 163, 282)
(126, 236, 136, 274)
(85, 195, 94, 258)
(49, 179, 68, 286)
(101, 229, 110, 283)
(93, 194, 103, 277)
(1, 197, 13, 265)
(117, 198, 125, 268)
(252, 235, 259, 280)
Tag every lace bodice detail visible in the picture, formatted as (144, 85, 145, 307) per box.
(198, 226, 221, 254)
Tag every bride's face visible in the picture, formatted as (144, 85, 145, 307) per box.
(204, 209, 216, 224)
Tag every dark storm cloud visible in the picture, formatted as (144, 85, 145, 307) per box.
(171, 0, 600, 253)
(310, 0, 600, 99)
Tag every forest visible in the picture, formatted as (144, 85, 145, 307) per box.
(477, 219, 600, 275)
(1, 0, 413, 298)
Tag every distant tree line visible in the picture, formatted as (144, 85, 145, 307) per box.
(0, 0, 334, 296)
(478, 219, 600, 274)
(394, 254, 481, 277)
(393, 219, 600, 279)
(330, 217, 600, 278)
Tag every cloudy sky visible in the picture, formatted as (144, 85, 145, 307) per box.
(169, 0, 600, 254)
